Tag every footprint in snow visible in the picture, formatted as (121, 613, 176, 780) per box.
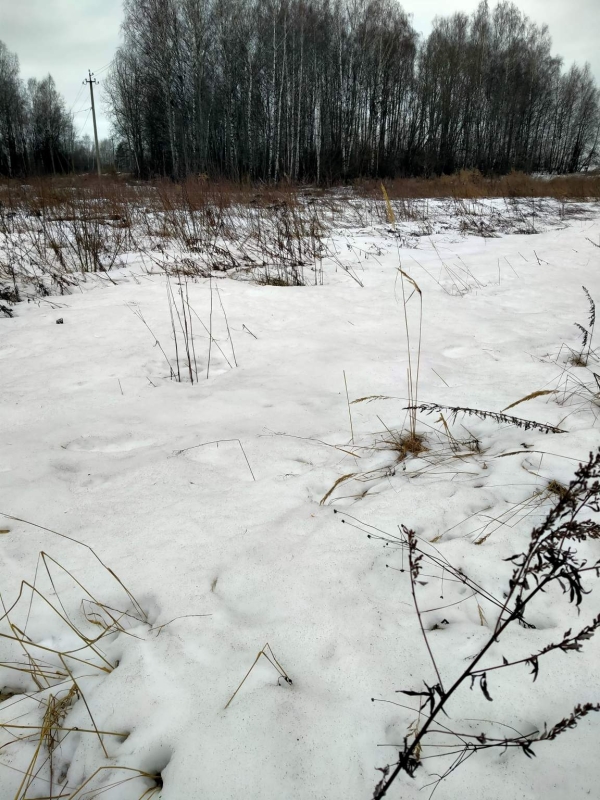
(442, 345, 479, 359)
(64, 435, 155, 453)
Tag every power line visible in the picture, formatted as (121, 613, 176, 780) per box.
(68, 84, 85, 115)
(74, 97, 92, 113)
(75, 108, 92, 139)
(94, 60, 114, 76)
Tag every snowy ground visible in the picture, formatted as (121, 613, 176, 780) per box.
(1, 199, 600, 799)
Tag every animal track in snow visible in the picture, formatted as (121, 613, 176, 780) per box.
(64, 435, 155, 453)
(442, 345, 479, 359)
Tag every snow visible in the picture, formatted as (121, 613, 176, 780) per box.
(1, 197, 600, 799)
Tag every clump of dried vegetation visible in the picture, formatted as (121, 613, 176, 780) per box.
(318, 240, 599, 797)
(337, 448, 600, 798)
(0, 513, 167, 799)
(571, 286, 596, 367)
(360, 169, 600, 201)
(528, 286, 600, 421)
(1, 171, 598, 316)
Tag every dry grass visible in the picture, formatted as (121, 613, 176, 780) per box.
(502, 389, 558, 412)
(383, 431, 428, 461)
(320, 473, 360, 505)
(224, 643, 292, 709)
(1, 170, 597, 309)
(2, 169, 598, 218)
(0, 514, 168, 799)
(358, 169, 600, 201)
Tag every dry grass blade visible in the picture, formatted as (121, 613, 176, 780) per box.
(149, 613, 212, 636)
(225, 643, 292, 709)
(344, 371, 354, 444)
(0, 513, 147, 621)
(320, 473, 359, 505)
(173, 438, 255, 480)
(502, 390, 558, 412)
(0, 533, 155, 799)
(397, 266, 423, 441)
(261, 431, 362, 459)
(397, 268, 422, 298)
(68, 766, 162, 799)
(381, 184, 396, 225)
(58, 655, 109, 757)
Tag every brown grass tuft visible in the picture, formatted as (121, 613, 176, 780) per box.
(384, 432, 428, 461)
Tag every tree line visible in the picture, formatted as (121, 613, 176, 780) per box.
(105, 0, 600, 181)
(0, 41, 118, 177)
(1, 0, 599, 180)
(0, 41, 73, 175)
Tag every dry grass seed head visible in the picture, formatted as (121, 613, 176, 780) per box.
(546, 479, 569, 499)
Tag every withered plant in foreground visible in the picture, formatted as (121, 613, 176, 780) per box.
(340, 449, 600, 798)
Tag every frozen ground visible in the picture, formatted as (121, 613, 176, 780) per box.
(1, 199, 600, 799)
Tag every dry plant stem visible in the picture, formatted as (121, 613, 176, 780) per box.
(4, 582, 113, 671)
(0, 513, 155, 798)
(320, 473, 360, 505)
(336, 511, 508, 618)
(431, 368, 449, 387)
(185, 300, 233, 368)
(68, 767, 161, 800)
(344, 371, 354, 444)
(377, 415, 402, 447)
(0, 513, 146, 622)
(166, 274, 196, 383)
(182, 279, 198, 382)
(130, 305, 176, 381)
(407, 535, 444, 692)
(32, 550, 142, 644)
(407, 402, 566, 435)
(375, 569, 573, 797)
(502, 390, 557, 412)
(397, 266, 422, 440)
(373, 450, 600, 798)
(149, 613, 212, 636)
(582, 286, 596, 364)
(58, 656, 109, 758)
(262, 430, 361, 459)
(166, 281, 181, 382)
(381, 184, 396, 225)
(242, 324, 257, 339)
(0, 723, 125, 736)
(216, 287, 237, 367)
(174, 439, 255, 481)
(224, 643, 291, 709)
(37, 551, 128, 638)
(207, 272, 214, 380)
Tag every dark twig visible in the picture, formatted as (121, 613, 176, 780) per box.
(370, 450, 600, 798)
(406, 402, 566, 435)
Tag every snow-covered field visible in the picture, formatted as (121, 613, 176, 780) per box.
(1, 198, 600, 799)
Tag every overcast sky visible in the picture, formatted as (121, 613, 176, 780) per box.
(1, 0, 598, 141)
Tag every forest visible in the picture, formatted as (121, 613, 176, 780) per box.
(1, 0, 599, 180)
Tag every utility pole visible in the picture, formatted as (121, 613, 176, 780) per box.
(84, 70, 102, 176)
